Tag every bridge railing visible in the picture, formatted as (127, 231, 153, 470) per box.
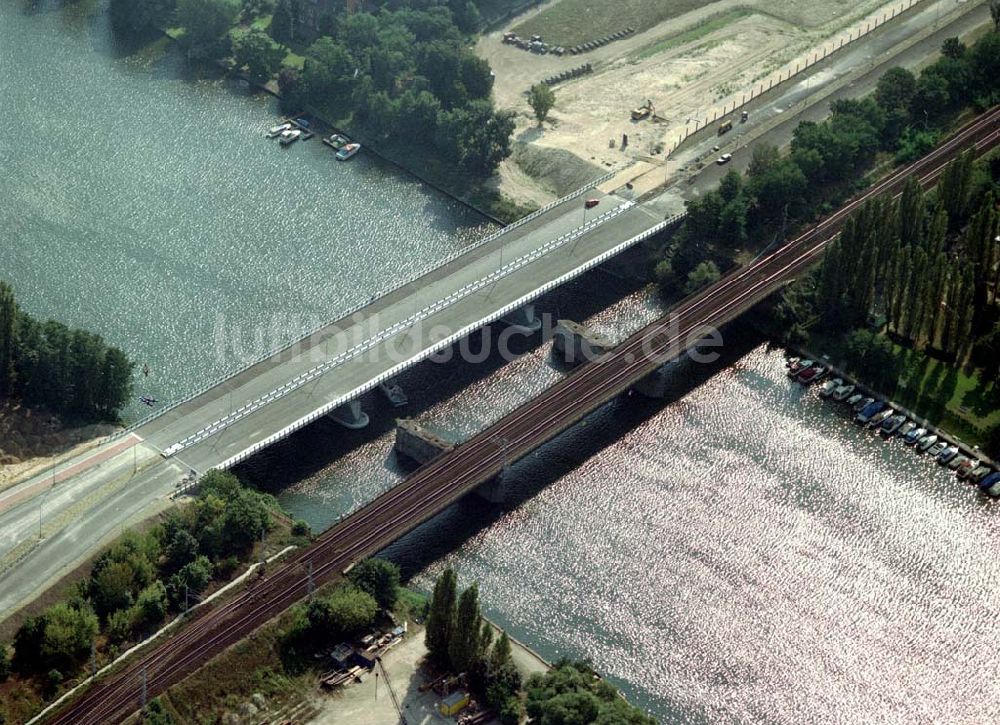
(165, 200, 637, 456)
(108, 170, 623, 444)
(202, 211, 685, 475)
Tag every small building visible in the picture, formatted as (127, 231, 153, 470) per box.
(330, 643, 354, 670)
(439, 690, 470, 717)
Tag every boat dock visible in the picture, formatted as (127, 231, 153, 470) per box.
(786, 346, 998, 487)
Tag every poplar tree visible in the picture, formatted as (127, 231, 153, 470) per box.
(448, 583, 482, 673)
(425, 568, 457, 668)
(897, 175, 925, 246)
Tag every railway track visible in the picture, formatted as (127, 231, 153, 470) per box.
(42, 106, 1000, 725)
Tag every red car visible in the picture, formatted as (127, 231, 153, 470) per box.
(585, 198, 600, 209)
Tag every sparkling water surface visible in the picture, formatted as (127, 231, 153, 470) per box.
(4, 3, 999, 723)
(0, 0, 489, 420)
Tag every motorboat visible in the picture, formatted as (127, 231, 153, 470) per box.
(279, 128, 302, 146)
(855, 400, 884, 424)
(819, 378, 843, 398)
(324, 133, 350, 150)
(903, 426, 926, 445)
(336, 142, 361, 160)
(897, 421, 916, 439)
(797, 364, 826, 384)
(948, 454, 969, 471)
(267, 122, 291, 138)
(936, 445, 959, 465)
(880, 414, 906, 436)
(846, 393, 864, 406)
(788, 359, 812, 377)
(853, 396, 875, 412)
(977, 471, 1000, 495)
(970, 465, 993, 484)
(917, 434, 939, 452)
(867, 408, 894, 429)
(786, 356, 800, 368)
(833, 384, 856, 401)
(955, 458, 979, 479)
(927, 441, 947, 458)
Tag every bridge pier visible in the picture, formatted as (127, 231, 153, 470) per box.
(328, 400, 369, 429)
(394, 419, 454, 464)
(632, 361, 679, 399)
(502, 303, 542, 332)
(551, 319, 613, 367)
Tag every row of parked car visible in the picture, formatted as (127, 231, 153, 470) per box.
(502, 27, 635, 56)
(540, 63, 593, 87)
(787, 357, 1000, 496)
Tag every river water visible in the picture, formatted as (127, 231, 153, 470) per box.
(0, 0, 488, 421)
(5, 3, 1000, 724)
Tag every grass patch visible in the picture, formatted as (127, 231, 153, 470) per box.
(513, 0, 717, 47)
(630, 8, 754, 61)
(808, 331, 1000, 448)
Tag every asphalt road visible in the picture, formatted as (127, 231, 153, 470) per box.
(0, 0, 992, 628)
(41, 104, 1000, 725)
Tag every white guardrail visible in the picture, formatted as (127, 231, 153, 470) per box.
(178, 211, 685, 481)
(109, 170, 621, 443)
(164, 199, 637, 457)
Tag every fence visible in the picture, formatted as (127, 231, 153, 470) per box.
(164, 198, 636, 457)
(667, 0, 925, 156)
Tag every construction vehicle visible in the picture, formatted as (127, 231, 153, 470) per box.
(631, 99, 654, 121)
(718, 119, 733, 135)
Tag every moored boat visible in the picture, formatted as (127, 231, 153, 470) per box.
(279, 128, 302, 146)
(267, 122, 292, 138)
(927, 440, 948, 458)
(897, 421, 916, 439)
(324, 133, 350, 150)
(832, 384, 856, 401)
(936, 445, 959, 465)
(855, 400, 884, 424)
(977, 471, 1000, 496)
(797, 364, 826, 384)
(917, 434, 939, 452)
(788, 359, 812, 377)
(955, 458, 978, 479)
(818, 378, 842, 398)
(947, 454, 969, 471)
(846, 392, 864, 406)
(970, 465, 993, 483)
(336, 142, 361, 160)
(867, 408, 894, 429)
(903, 426, 926, 445)
(880, 414, 906, 436)
(853, 396, 874, 412)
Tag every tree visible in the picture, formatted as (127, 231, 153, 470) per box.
(176, 0, 239, 60)
(942, 37, 966, 60)
(233, 28, 284, 83)
(164, 528, 199, 573)
(875, 67, 917, 113)
(528, 84, 556, 124)
(40, 603, 99, 671)
(347, 558, 400, 610)
(91, 561, 137, 619)
(0, 644, 10, 682)
(685, 261, 721, 295)
(306, 585, 378, 641)
(144, 698, 176, 725)
(491, 630, 513, 672)
(109, 0, 177, 37)
(132, 581, 169, 632)
(425, 568, 458, 667)
(448, 583, 482, 673)
(991, 0, 1000, 31)
(0, 282, 15, 397)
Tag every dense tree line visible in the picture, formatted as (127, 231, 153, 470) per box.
(277, 1, 514, 176)
(525, 660, 656, 725)
(7, 471, 274, 683)
(0, 282, 133, 422)
(812, 155, 999, 363)
(426, 568, 521, 724)
(656, 28, 1000, 297)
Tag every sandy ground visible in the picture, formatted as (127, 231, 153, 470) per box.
(306, 623, 549, 725)
(0, 402, 115, 492)
(480, 0, 918, 206)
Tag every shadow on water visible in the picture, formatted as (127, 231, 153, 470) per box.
(233, 251, 654, 491)
(371, 325, 765, 581)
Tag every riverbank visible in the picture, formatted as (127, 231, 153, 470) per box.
(0, 402, 115, 494)
(786, 343, 999, 474)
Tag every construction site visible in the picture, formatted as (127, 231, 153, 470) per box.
(479, 0, 935, 207)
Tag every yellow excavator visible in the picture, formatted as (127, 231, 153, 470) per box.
(631, 99, 654, 121)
